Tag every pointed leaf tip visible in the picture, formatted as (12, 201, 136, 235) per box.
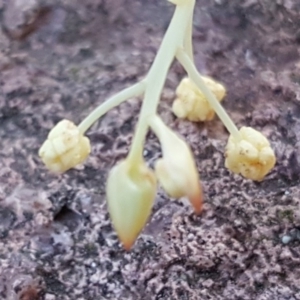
(150, 116, 204, 213)
(106, 159, 156, 249)
(189, 186, 203, 215)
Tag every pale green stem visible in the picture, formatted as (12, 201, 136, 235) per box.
(148, 115, 165, 141)
(127, 1, 195, 163)
(176, 48, 241, 140)
(78, 81, 145, 134)
(184, 11, 194, 62)
(149, 115, 187, 158)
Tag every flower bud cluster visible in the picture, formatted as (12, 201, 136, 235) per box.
(172, 76, 226, 122)
(39, 120, 90, 173)
(172, 74, 276, 181)
(225, 127, 276, 181)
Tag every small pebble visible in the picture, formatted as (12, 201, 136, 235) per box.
(281, 235, 292, 244)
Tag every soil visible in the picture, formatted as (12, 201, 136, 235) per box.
(1, 0, 300, 299)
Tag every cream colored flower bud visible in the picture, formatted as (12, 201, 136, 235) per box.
(150, 116, 203, 214)
(107, 159, 156, 250)
(225, 127, 276, 181)
(39, 119, 91, 173)
(172, 76, 226, 122)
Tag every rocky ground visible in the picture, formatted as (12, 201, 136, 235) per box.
(1, 0, 300, 299)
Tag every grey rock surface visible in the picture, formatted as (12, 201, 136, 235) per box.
(1, 0, 300, 299)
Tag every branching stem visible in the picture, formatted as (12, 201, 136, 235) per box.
(78, 81, 146, 134)
(127, 1, 195, 163)
(176, 48, 241, 140)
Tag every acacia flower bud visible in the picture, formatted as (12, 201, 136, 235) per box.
(225, 126, 276, 181)
(39, 119, 91, 173)
(106, 159, 156, 250)
(150, 116, 203, 214)
(172, 76, 226, 122)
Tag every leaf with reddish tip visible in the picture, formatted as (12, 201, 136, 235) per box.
(150, 116, 203, 213)
(106, 159, 156, 250)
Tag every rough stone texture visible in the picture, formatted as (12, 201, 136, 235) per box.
(1, 0, 300, 299)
